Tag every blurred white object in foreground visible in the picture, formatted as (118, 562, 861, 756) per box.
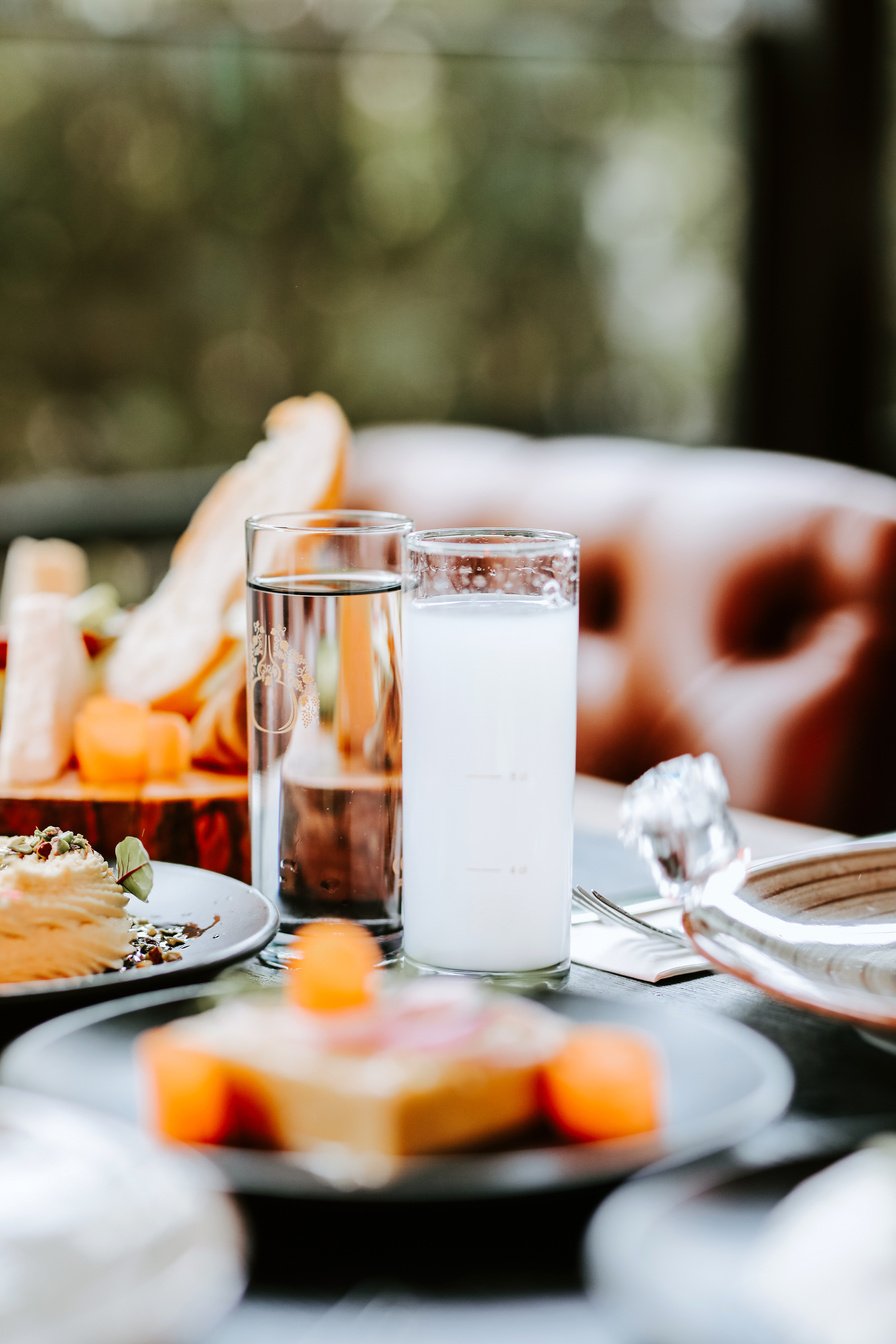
(746, 1145, 896, 1344)
(0, 1088, 245, 1344)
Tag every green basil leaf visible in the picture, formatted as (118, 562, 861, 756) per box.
(114, 837, 154, 901)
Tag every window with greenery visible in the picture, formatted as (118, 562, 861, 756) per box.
(0, 0, 746, 484)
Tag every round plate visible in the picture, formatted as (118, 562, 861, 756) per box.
(0, 862, 279, 1009)
(0, 1085, 246, 1344)
(0, 981, 793, 1202)
(583, 1118, 888, 1344)
(685, 839, 896, 1035)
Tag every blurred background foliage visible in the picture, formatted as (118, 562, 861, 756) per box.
(0, 0, 748, 490)
(2, 0, 891, 601)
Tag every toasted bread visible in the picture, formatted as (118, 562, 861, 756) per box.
(0, 537, 89, 624)
(189, 645, 248, 771)
(103, 393, 350, 721)
(0, 593, 89, 785)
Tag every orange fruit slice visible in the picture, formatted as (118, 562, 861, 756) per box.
(287, 919, 381, 1013)
(137, 1028, 234, 1145)
(74, 696, 192, 783)
(541, 1025, 662, 1141)
(146, 711, 192, 778)
(74, 697, 149, 784)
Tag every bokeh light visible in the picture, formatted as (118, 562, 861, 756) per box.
(0, 0, 745, 495)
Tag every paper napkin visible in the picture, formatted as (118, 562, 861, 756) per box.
(570, 897, 710, 983)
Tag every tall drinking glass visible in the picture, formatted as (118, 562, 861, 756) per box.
(246, 510, 412, 963)
(402, 528, 579, 989)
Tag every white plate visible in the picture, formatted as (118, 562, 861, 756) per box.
(583, 1118, 887, 1344)
(0, 861, 279, 1009)
(1, 981, 794, 1202)
(0, 1086, 246, 1344)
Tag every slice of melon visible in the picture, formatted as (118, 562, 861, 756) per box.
(540, 1026, 662, 1141)
(146, 711, 192, 779)
(138, 1028, 236, 1146)
(0, 593, 89, 785)
(74, 696, 192, 784)
(74, 697, 149, 784)
(103, 392, 350, 717)
(286, 920, 381, 1014)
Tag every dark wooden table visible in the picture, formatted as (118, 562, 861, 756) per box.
(199, 788, 896, 1343)
(201, 967, 896, 1344)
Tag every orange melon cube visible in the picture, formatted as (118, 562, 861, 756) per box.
(286, 919, 381, 1013)
(74, 696, 149, 783)
(74, 696, 191, 783)
(146, 711, 191, 779)
(137, 1028, 235, 1146)
(78, 694, 140, 719)
(540, 1025, 662, 1142)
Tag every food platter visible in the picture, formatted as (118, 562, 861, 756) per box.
(0, 980, 793, 1202)
(0, 768, 251, 882)
(0, 862, 278, 1012)
(684, 838, 896, 1043)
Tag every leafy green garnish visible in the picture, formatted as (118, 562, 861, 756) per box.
(114, 837, 153, 901)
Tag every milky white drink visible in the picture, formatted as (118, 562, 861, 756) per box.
(402, 592, 578, 974)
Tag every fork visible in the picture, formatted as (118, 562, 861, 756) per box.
(572, 884, 687, 946)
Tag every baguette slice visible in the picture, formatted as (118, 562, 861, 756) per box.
(0, 593, 89, 785)
(189, 645, 248, 771)
(0, 537, 89, 624)
(103, 393, 349, 717)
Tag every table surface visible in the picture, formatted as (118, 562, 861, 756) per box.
(11, 778, 888, 1344)
(192, 778, 894, 1344)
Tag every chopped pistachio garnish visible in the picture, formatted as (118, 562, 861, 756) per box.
(0, 826, 91, 863)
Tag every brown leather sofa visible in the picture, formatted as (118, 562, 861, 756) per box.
(348, 424, 896, 835)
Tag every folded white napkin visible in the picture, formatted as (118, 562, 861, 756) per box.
(570, 897, 710, 983)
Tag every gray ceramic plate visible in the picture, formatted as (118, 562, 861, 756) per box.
(0, 982, 793, 1201)
(0, 862, 279, 1010)
(583, 1117, 887, 1344)
(685, 839, 896, 1040)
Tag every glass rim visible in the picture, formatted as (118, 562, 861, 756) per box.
(246, 509, 413, 537)
(405, 527, 579, 558)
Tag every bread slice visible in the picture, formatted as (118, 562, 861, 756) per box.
(103, 393, 349, 718)
(0, 594, 89, 785)
(0, 537, 89, 624)
(189, 644, 248, 771)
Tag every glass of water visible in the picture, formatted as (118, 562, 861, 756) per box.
(246, 510, 412, 963)
(402, 528, 579, 989)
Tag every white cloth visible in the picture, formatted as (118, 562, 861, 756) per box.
(570, 898, 710, 983)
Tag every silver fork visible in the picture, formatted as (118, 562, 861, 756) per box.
(572, 884, 687, 946)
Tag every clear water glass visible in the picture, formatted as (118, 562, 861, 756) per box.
(246, 510, 412, 964)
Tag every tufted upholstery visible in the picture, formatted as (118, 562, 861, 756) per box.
(347, 424, 896, 834)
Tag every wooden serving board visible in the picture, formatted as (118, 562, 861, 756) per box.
(0, 770, 251, 883)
